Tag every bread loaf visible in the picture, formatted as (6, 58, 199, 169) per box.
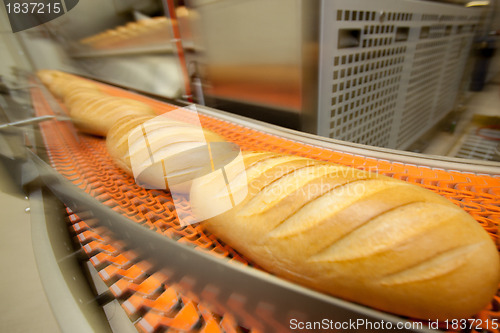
(54, 79, 100, 99)
(37, 70, 101, 100)
(68, 96, 156, 136)
(36, 70, 156, 136)
(190, 151, 500, 320)
(106, 114, 227, 191)
(106, 115, 156, 174)
(37, 69, 64, 86)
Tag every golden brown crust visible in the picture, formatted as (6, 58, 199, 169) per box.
(67, 96, 156, 136)
(191, 152, 500, 320)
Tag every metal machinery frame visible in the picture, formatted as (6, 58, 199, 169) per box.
(188, 0, 482, 149)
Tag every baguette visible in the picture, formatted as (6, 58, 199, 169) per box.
(63, 89, 105, 108)
(190, 151, 500, 320)
(37, 70, 101, 100)
(106, 115, 156, 175)
(37, 70, 155, 136)
(68, 96, 156, 136)
(106, 114, 227, 191)
(49, 76, 100, 99)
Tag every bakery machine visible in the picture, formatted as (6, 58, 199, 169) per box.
(0, 70, 498, 333)
(186, 0, 484, 149)
(6, 0, 186, 100)
(1, 1, 500, 333)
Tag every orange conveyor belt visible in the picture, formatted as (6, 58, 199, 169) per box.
(31, 78, 500, 333)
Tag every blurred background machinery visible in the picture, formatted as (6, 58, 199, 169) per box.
(186, 0, 490, 150)
(1, 0, 498, 152)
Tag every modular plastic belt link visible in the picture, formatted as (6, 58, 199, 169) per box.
(30, 77, 500, 333)
(67, 209, 245, 333)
